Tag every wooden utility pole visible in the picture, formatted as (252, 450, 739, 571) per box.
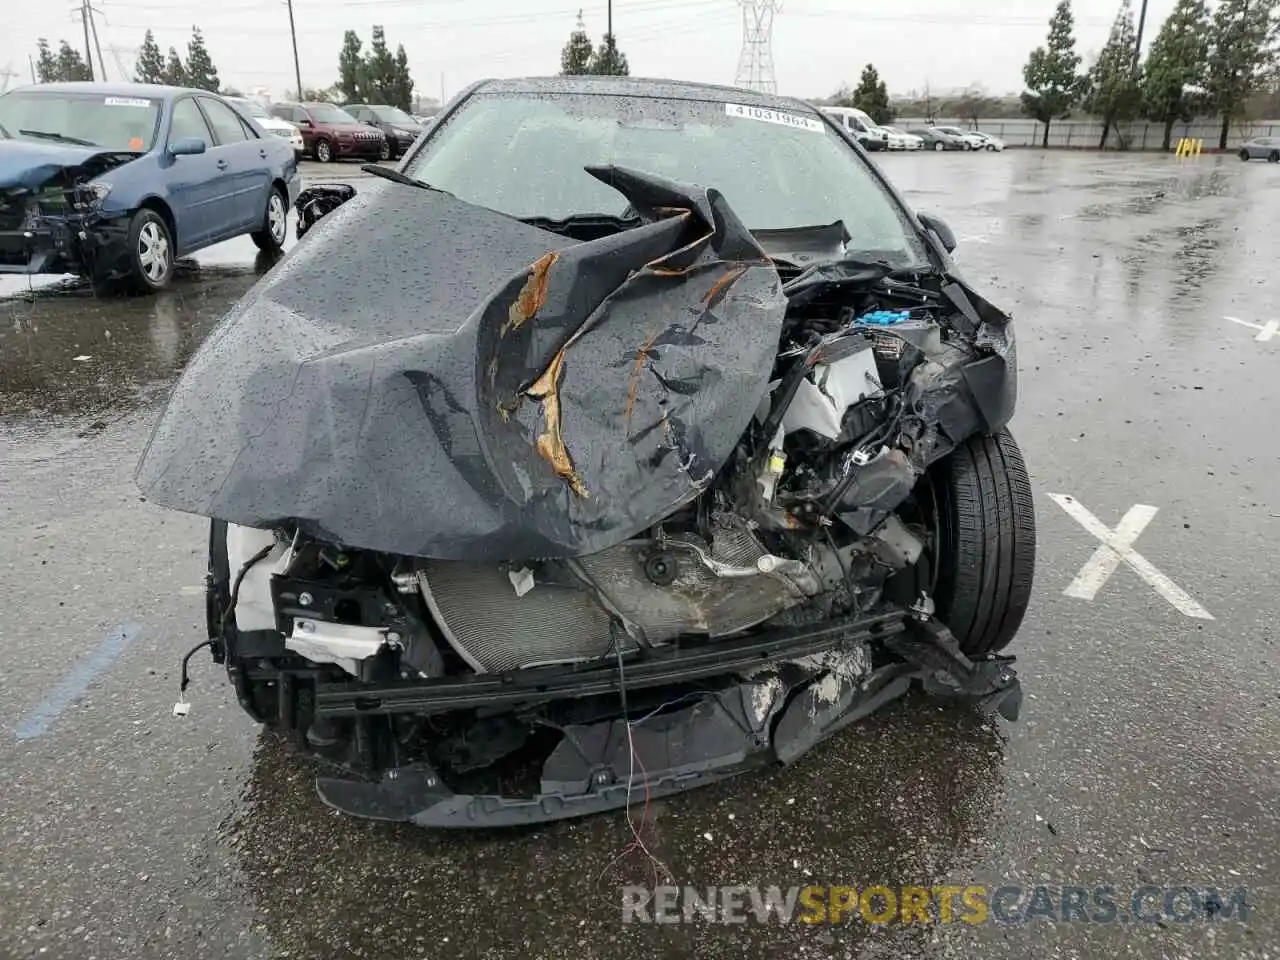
(89, 3, 107, 81)
(80, 0, 95, 80)
(286, 0, 303, 99)
(1132, 0, 1149, 72)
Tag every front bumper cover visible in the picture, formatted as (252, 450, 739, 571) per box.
(0, 209, 131, 277)
(312, 609, 1021, 827)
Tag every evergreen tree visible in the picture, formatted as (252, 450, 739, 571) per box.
(185, 27, 220, 92)
(135, 30, 165, 84)
(35, 39, 59, 83)
(1139, 0, 1210, 149)
(560, 11, 594, 75)
(337, 30, 365, 102)
(56, 41, 93, 82)
(1084, 0, 1142, 147)
(850, 63, 895, 124)
(163, 47, 187, 87)
(587, 32, 629, 75)
(364, 25, 398, 102)
(1021, 0, 1086, 147)
(1205, 0, 1279, 148)
(392, 45, 415, 111)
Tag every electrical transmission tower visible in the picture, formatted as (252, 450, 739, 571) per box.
(0, 64, 18, 93)
(734, 0, 780, 94)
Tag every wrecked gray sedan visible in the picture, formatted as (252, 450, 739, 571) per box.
(136, 77, 1036, 827)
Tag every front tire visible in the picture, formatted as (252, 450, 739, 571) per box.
(1238, 149, 1250, 161)
(378, 139, 391, 161)
(121, 208, 174, 293)
(1269, 151, 1279, 163)
(934, 141, 945, 152)
(888, 429, 1036, 655)
(251, 186, 288, 253)
(314, 139, 333, 163)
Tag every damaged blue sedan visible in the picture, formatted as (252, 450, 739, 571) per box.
(0, 81, 299, 292)
(138, 76, 1036, 827)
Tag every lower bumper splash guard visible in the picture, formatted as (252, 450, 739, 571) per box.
(314, 629, 1020, 827)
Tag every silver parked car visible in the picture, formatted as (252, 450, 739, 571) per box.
(1238, 136, 1280, 162)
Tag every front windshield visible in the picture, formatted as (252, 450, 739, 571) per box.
(305, 103, 357, 124)
(373, 106, 417, 125)
(0, 91, 161, 151)
(403, 93, 927, 267)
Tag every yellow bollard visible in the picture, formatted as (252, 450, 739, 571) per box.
(1175, 138, 1204, 158)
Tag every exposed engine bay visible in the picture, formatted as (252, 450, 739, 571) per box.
(0, 151, 140, 274)
(142, 164, 1029, 826)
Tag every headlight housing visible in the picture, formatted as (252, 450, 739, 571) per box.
(76, 181, 112, 211)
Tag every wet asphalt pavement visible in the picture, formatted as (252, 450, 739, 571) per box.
(2, 151, 1278, 960)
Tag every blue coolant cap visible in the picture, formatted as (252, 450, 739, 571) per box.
(855, 309, 911, 326)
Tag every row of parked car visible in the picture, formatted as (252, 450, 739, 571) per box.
(219, 97, 435, 163)
(820, 106, 1006, 153)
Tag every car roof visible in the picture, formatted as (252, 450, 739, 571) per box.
(471, 75, 819, 114)
(9, 80, 197, 99)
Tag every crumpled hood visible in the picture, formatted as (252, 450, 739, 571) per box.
(0, 139, 140, 191)
(134, 166, 788, 561)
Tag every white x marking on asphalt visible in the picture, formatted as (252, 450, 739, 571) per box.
(1048, 494, 1213, 620)
(1224, 316, 1280, 342)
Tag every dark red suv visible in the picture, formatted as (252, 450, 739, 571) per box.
(268, 101, 386, 163)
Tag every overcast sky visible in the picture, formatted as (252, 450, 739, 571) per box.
(4, 0, 1179, 102)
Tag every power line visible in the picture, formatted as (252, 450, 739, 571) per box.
(735, 0, 780, 93)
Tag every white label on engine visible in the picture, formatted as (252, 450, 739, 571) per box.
(725, 103, 824, 133)
(105, 97, 152, 108)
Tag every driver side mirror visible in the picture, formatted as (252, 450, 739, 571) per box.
(918, 212, 957, 254)
(169, 137, 206, 157)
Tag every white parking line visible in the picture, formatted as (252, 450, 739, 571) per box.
(1048, 494, 1214, 620)
(1224, 316, 1279, 342)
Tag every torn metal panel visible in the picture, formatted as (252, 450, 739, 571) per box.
(135, 166, 788, 562)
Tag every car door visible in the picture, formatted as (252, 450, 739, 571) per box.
(197, 96, 269, 236)
(162, 95, 229, 252)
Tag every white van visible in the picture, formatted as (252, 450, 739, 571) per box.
(819, 106, 889, 152)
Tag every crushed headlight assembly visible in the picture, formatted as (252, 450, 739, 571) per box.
(75, 181, 112, 211)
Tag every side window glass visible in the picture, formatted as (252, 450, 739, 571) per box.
(199, 98, 249, 145)
(169, 98, 213, 146)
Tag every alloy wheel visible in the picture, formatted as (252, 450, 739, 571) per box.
(138, 220, 170, 284)
(268, 193, 287, 244)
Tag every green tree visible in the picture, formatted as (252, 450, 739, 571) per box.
(185, 27, 220, 92)
(337, 30, 366, 102)
(587, 32, 629, 75)
(561, 11, 594, 75)
(56, 41, 93, 82)
(34, 39, 59, 83)
(364, 25, 398, 102)
(135, 30, 165, 84)
(1139, 0, 1210, 150)
(1206, 0, 1279, 148)
(1021, 0, 1086, 147)
(389, 44, 414, 111)
(162, 46, 187, 86)
(849, 63, 894, 124)
(1085, 0, 1142, 147)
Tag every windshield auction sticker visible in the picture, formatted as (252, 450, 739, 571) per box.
(725, 103, 824, 133)
(104, 97, 152, 108)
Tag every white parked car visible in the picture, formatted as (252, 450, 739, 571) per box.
(880, 126, 924, 150)
(227, 96, 306, 158)
(932, 125, 987, 151)
(969, 131, 1006, 152)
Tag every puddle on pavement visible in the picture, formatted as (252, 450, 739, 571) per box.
(0, 253, 279, 433)
(221, 695, 1007, 956)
